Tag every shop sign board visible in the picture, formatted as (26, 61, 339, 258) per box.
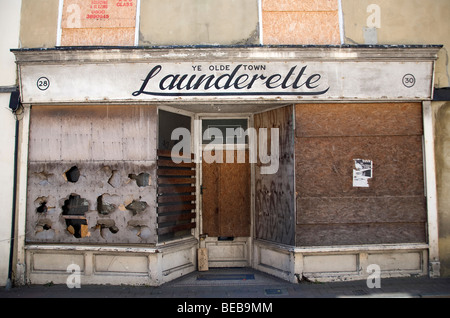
(19, 59, 434, 103)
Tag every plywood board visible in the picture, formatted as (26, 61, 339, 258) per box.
(296, 223, 426, 246)
(254, 106, 295, 245)
(295, 103, 423, 137)
(202, 151, 220, 237)
(295, 103, 427, 246)
(61, 0, 136, 46)
(202, 150, 250, 237)
(27, 105, 158, 244)
(218, 151, 251, 237)
(29, 105, 157, 162)
(295, 135, 425, 197)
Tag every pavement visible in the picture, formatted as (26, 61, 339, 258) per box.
(1, 267, 450, 299)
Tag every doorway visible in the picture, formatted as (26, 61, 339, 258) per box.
(200, 117, 252, 267)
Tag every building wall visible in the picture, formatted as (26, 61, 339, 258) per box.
(19, 0, 59, 48)
(435, 101, 450, 276)
(139, 0, 259, 46)
(341, 0, 450, 277)
(0, 0, 21, 287)
(11, 0, 450, 281)
(341, 0, 449, 88)
(18, 0, 344, 47)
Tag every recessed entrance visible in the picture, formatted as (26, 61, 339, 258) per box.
(200, 117, 251, 268)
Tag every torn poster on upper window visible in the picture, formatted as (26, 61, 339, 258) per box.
(353, 159, 373, 188)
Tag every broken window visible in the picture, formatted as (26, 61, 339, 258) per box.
(36, 201, 48, 213)
(35, 197, 49, 213)
(97, 194, 116, 215)
(108, 170, 121, 188)
(36, 219, 52, 232)
(128, 173, 150, 187)
(125, 200, 149, 215)
(62, 194, 89, 238)
(64, 166, 80, 183)
(96, 219, 119, 238)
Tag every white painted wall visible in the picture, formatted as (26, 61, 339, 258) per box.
(0, 0, 22, 286)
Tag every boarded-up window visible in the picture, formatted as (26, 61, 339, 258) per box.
(262, 0, 340, 45)
(295, 103, 427, 246)
(26, 105, 158, 244)
(61, 0, 137, 46)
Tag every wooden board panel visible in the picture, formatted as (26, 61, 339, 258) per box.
(158, 169, 195, 177)
(296, 223, 427, 246)
(218, 151, 251, 237)
(157, 149, 194, 160)
(202, 151, 220, 237)
(61, 0, 137, 46)
(254, 106, 296, 245)
(295, 103, 427, 246)
(158, 212, 196, 223)
(61, 28, 135, 46)
(157, 159, 195, 168)
(157, 204, 196, 214)
(29, 105, 157, 162)
(202, 150, 251, 237)
(156, 149, 196, 241)
(26, 161, 158, 244)
(157, 223, 196, 236)
(158, 177, 196, 185)
(295, 103, 423, 137)
(297, 196, 427, 224)
(27, 105, 159, 244)
(157, 195, 195, 204)
(157, 185, 195, 195)
(295, 135, 425, 197)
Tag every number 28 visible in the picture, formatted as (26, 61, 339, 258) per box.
(37, 77, 50, 91)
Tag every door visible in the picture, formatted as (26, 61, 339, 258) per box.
(157, 109, 196, 242)
(200, 118, 251, 267)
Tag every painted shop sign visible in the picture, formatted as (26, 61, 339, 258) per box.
(132, 64, 330, 97)
(19, 60, 433, 103)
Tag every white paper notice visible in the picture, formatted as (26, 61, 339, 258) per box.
(353, 159, 373, 188)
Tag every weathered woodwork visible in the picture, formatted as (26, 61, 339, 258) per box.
(202, 150, 251, 238)
(26, 105, 158, 244)
(254, 106, 296, 246)
(295, 103, 427, 246)
(157, 149, 196, 241)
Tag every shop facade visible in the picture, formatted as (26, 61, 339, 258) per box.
(12, 45, 441, 285)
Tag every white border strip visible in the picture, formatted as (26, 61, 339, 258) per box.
(15, 105, 30, 285)
(338, 0, 345, 45)
(134, 0, 141, 46)
(422, 101, 440, 272)
(258, 0, 263, 45)
(56, 0, 64, 46)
